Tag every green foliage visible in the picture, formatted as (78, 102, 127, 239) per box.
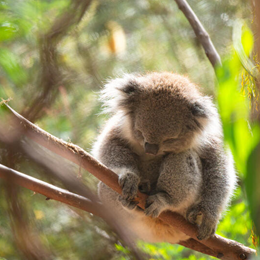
(139, 242, 184, 260)
(0, 0, 257, 259)
(217, 52, 260, 173)
(246, 144, 260, 240)
(217, 21, 260, 252)
(0, 48, 28, 85)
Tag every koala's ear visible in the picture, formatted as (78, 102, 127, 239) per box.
(101, 75, 141, 114)
(190, 102, 208, 118)
(117, 79, 139, 95)
(115, 79, 140, 112)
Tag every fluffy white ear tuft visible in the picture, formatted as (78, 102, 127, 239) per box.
(191, 102, 208, 118)
(193, 96, 223, 150)
(100, 74, 141, 114)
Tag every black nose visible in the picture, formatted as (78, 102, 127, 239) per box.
(144, 142, 159, 155)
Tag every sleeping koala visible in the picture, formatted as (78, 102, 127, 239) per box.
(92, 72, 236, 243)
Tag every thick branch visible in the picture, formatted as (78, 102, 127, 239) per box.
(1, 105, 256, 260)
(0, 163, 217, 258)
(174, 0, 221, 68)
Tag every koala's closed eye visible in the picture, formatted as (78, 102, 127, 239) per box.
(135, 130, 144, 139)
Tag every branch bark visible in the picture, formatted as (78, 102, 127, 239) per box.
(0, 164, 145, 260)
(0, 105, 256, 260)
(0, 164, 102, 218)
(174, 0, 221, 68)
(0, 163, 217, 258)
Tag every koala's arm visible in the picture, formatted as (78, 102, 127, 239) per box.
(145, 151, 202, 218)
(186, 142, 236, 240)
(94, 129, 141, 203)
(96, 133, 139, 173)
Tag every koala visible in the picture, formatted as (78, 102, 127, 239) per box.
(92, 72, 236, 244)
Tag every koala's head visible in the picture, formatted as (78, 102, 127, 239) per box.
(102, 72, 220, 154)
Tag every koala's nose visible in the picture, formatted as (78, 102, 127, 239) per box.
(144, 142, 159, 155)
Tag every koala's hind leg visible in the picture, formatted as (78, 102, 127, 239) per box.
(144, 151, 202, 218)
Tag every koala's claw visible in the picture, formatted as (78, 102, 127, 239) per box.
(186, 205, 202, 224)
(186, 204, 217, 240)
(144, 194, 163, 218)
(118, 196, 138, 210)
(197, 221, 216, 240)
(118, 173, 139, 200)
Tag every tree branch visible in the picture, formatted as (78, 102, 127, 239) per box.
(0, 164, 146, 260)
(22, 0, 92, 122)
(0, 164, 102, 218)
(0, 105, 256, 260)
(0, 163, 217, 258)
(174, 0, 221, 68)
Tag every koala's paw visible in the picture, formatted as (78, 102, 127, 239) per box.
(118, 196, 138, 210)
(186, 204, 217, 240)
(144, 193, 165, 218)
(118, 172, 140, 201)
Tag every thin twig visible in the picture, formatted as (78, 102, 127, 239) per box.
(174, 0, 221, 68)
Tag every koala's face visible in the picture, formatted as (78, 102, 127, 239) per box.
(103, 72, 217, 155)
(132, 99, 196, 154)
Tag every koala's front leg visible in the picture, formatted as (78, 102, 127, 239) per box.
(118, 170, 140, 200)
(94, 134, 142, 210)
(117, 169, 140, 209)
(145, 151, 202, 218)
(118, 175, 153, 210)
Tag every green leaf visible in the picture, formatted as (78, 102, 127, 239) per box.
(0, 22, 18, 41)
(241, 26, 254, 57)
(246, 143, 260, 237)
(0, 48, 28, 85)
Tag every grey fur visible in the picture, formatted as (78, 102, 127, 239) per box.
(92, 72, 236, 243)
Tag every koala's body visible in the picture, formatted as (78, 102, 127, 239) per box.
(92, 72, 236, 243)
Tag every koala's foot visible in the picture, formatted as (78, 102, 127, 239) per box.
(186, 204, 217, 240)
(118, 172, 140, 201)
(144, 192, 169, 218)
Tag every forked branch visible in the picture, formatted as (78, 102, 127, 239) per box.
(0, 105, 256, 260)
(0, 163, 216, 258)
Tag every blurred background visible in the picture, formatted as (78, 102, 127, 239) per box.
(0, 0, 259, 259)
